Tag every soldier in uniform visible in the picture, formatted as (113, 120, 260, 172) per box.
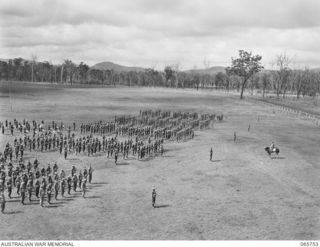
(210, 148, 213, 161)
(53, 162, 58, 173)
(67, 176, 72, 195)
(115, 151, 118, 164)
(60, 178, 65, 197)
(72, 174, 78, 192)
(60, 169, 65, 180)
(78, 171, 83, 189)
(40, 166, 46, 176)
(54, 179, 59, 200)
(82, 179, 87, 198)
(152, 189, 157, 208)
(39, 185, 45, 207)
(46, 164, 52, 176)
(27, 179, 33, 201)
(33, 159, 39, 171)
(20, 180, 26, 205)
(83, 167, 88, 180)
(47, 183, 52, 204)
(71, 165, 76, 177)
(16, 176, 21, 195)
(20, 144, 24, 159)
(7, 178, 12, 199)
(34, 178, 40, 198)
(88, 165, 93, 183)
(64, 146, 68, 160)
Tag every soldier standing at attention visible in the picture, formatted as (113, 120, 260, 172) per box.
(54, 179, 59, 200)
(20, 180, 26, 205)
(82, 179, 87, 198)
(27, 179, 33, 202)
(60, 179, 65, 197)
(152, 189, 157, 208)
(7, 178, 12, 199)
(78, 171, 83, 189)
(88, 165, 93, 183)
(34, 178, 40, 198)
(64, 146, 68, 160)
(210, 148, 213, 161)
(39, 185, 45, 207)
(72, 174, 78, 192)
(60, 169, 66, 180)
(47, 183, 52, 204)
(115, 151, 118, 165)
(67, 176, 72, 195)
(16, 175, 21, 195)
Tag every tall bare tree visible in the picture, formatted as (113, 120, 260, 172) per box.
(274, 53, 291, 99)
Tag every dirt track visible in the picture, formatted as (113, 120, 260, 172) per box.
(0, 84, 319, 240)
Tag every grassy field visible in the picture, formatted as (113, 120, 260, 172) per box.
(0, 82, 319, 240)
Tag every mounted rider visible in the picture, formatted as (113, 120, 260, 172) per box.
(270, 142, 275, 152)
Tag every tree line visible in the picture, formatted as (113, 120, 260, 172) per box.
(0, 51, 319, 100)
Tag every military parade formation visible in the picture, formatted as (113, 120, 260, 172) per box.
(0, 109, 221, 212)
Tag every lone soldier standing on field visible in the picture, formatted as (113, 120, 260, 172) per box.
(234, 131, 237, 142)
(152, 189, 157, 208)
(210, 148, 213, 161)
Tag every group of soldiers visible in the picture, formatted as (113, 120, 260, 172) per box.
(0, 109, 220, 211)
(0, 156, 94, 213)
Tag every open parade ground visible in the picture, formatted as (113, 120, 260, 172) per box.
(0, 83, 319, 240)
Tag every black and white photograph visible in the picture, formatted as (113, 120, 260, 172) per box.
(0, 0, 320, 243)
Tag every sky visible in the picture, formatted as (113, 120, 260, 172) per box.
(1, 0, 320, 70)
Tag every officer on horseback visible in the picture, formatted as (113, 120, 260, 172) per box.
(270, 142, 275, 152)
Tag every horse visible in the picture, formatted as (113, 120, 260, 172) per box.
(265, 146, 280, 156)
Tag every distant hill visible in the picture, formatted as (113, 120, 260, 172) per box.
(91, 61, 145, 72)
(184, 66, 226, 75)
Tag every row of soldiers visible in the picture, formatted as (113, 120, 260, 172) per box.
(0, 119, 46, 136)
